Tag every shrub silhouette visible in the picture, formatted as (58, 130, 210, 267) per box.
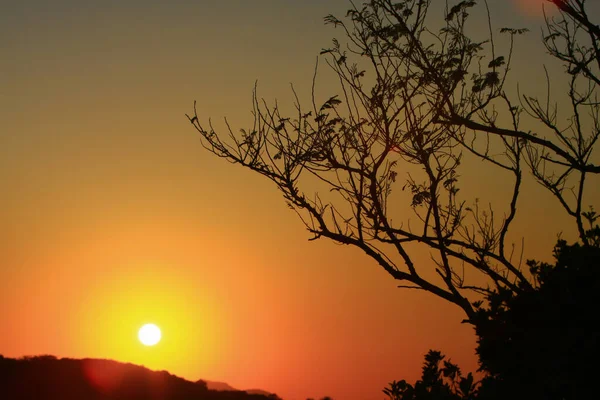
(383, 350, 476, 400)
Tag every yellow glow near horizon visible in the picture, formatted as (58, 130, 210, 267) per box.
(138, 324, 161, 346)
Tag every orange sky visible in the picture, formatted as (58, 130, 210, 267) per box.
(1, 1, 599, 399)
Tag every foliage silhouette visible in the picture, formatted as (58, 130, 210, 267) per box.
(0, 355, 281, 400)
(384, 221, 600, 400)
(188, 0, 599, 320)
(383, 350, 477, 400)
(473, 222, 600, 400)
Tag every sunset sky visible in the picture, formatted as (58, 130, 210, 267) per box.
(2, 1, 599, 399)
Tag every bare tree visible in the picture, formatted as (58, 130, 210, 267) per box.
(187, 0, 599, 321)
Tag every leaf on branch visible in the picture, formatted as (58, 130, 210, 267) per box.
(315, 114, 327, 123)
(488, 56, 505, 68)
(484, 71, 500, 86)
(459, 373, 474, 396)
(332, 38, 340, 50)
(472, 71, 500, 92)
(389, 170, 398, 183)
(443, 177, 458, 189)
(412, 191, 430, 207)
(447, 57, 462, 67)
(328, 117, 343, 125)
(446, 1, 476, 22)
(500, 27, 529, 35)
(442, 360, 460, 380)
(319, 96, 342, 111)
(583, 207, 598, 225)
(450, 69, 468, 82)
(346, 9, 358, 19)
(323, 14, 341, 26)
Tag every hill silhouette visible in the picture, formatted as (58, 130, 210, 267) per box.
(0, 355, 281, 400)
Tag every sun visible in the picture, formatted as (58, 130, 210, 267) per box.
(138, 323, 161, 346)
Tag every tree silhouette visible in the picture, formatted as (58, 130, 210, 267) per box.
(187, 0, 599, 320)
(384, 221, 600, 400)
(472, 218, 600, 400)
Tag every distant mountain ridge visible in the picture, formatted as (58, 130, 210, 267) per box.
(0, 354, 280, 400)
(202, 380, 272, 396)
